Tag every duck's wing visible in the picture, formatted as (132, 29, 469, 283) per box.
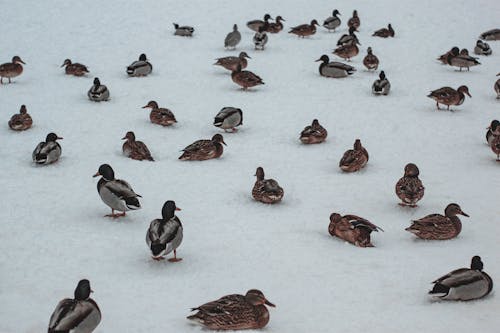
(429, 87, 455, 98)
(132, 141, 154, 160)
(344, 215, 383, 232)
(192, 294, 246, 314)
(106, 179, 141, 199)
(48, 299, 92, 331)
(432, 268, 481, 286)
(182, 139, 211, 153)
(32, 142, 44, 160)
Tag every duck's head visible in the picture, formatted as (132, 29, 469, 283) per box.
(444, 203, 469, 218)
(239, 52, 251, 59)
(353, 139, 363, 150)
(255, 167, 265, 180)
(19, 105, 27, 114)
(74, 279, 92, 301)
(457, 85, 471, 98)
(93, 77, 101, 86)
(367, 47, 373, 54)
(143, 100, 159, 109)
(470, 256, 484, 271)
(333, 9, 340, 16)
(488, 119, 500, 131)
(276, 16, 285, 22)
(233, 24, 238, 31)
(245, 289, 275, 307)
(211, 134, 227, 146)
(162, 200, 181, 220)
(329, 213, 343, 224)
(379, 71, 386, 80)
(173, 23, 179, 29)
(315, 54, 330, 63)
(139, 53, 147, 61)
(93, 164, 115, 181)
(46, 132, 63, 142)
(12, 56, 25, 64)
(312, 119, 320, 126)
(263, 14, 272, 21)
(61, 59, 71, 67)
(122, 131, 136, 141)
(352, 10, 358, 17)
(311, 19, 319, 26)
(151, 242, 167, 257)
(450, 47, 459, 56)
(459, 48, 469, 56)
(404, 163, 420, 177)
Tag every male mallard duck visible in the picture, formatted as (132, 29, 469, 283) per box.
(267, 16, 285, 33)
(339, 139, 369, 172)
(253, 26, 268, 50)
(315, 55, 356, 78)
(0, 56, 25, 84)
(372, 71, 390, 95)
(179, 134, 226, 161)
(224, 24, 241, 49)
(252, 167, 284, 204)
(446, 47, 480, 71)
(333, 41, 359, 61)
(214, 107, 243, 132)
(300, 119, 328, 144)
(214, 52, 251, 72)
(363, 47, 379, 70)
(328, 213, 383, 247)
(173, 23, 194, 36)
(188, 289, 275, 330)
(486, 120, 500, 145)
(93, 164, 141, 218)
(372, 24, 395, 38)
(405, 203, 469, 240)
(247, 14, 273, 32)
(122, 131, 154, 161)
(61, 59, 89, 76)
(395, 163, 425, 207)
(231, 64, 264, 90)
(347, 10, 360, 30)
(126, 53, 152, 76)
(437, 47, 459, 64)
(427, 85, 471, 111)
(474, 40, 492, 56)
(479, 28, 500, 41)
(323, 9, 341, 32)
(429, 256, 493, 301)
(337, 26, 360, 46)
(495, 73, 500, 99)
(87, 77, 109, 102)
(142, 100, 177, 126)
(32, 133, 62, 165)
(288, 19, 319, 37)
(8, 105, 32, 131)
(146, 200, 183, 261)
(48, 279, 101, 333)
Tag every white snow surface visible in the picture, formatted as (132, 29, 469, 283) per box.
(1, 1, 499, 332)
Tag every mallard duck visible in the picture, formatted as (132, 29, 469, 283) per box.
(337, 26, 360, 46)
(224, 24, 241, 49)
(372, 24, 395, 38)
(247, 14, 272, 32)
(0, 56, 25, 84)
(214, 107, 243, 132)
(173, 23, 194, 36)
(405, 203, 469, 240)
(333, 41, 359, 61)
(252, 167, 284, 204)
(122, 131, 154, 161)
(429, 256, 493, 301)
(347, 10, 360, 30)
(437, 47, 458, 64)
(395, 163, 425, 207)
(486, 120, 500, 145)
(495, 73, 500, 99)
(146, 200, 183, 261)
(231, 64, 264, 90)
(142, 100, 177, 126)
(48, 279, 101, 333)
(339, 139, 369, 172)
(427, 85, 471, 111)
(328, 213, 383, 247)
(315, 55, 356, 78)
(87, 77, 109, 102)
(479, 28, 500, 41)
(288, 19, 319, 37)
(8, 105, 32, 131)
(323, 9, 341, 32)
(372, 71, 390, 95)
(300, 119, 328, 144)
(126, 53, 152, 76)
(214, 52, 251, 72)
(267, 16, 285, 33)
(474, 40, 492, 56)
(363, 47, 379, 70)
(179, 134, 226, 161)
(32, 133, 62, 165)
(253, 26, 268, 50)
(93, 164, 141, 218)
(446, 47, 480, 71)
(489, 134, 500, 161)
(188, 289, 275, 330)
(61, 59, 89, 76)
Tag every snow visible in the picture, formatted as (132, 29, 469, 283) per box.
(1, 0, 499, 332)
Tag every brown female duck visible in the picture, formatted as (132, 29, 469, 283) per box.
(333, 41, 359, 61)
(122, 131, 154, 161)
(363, 47, 379, 70)
(479, 28, 500, 41)
(0, 56, 25, 84)
(8, 105, 32, 131)
(329, 213, 383, 247)
(214, 52, 251, 72)
(427, 85, 471, 110)
(188, 289, 275, 330)
(288, 20, 319, 37)
(405, 203, 469, 240)
(61, 59, 89, 76)
(252, 167, 284, 204)
(300, 119, 328, 144)
(339, 139, 369, 172)
(372, 24, 395, 38)
(395, 163, 425, 207)
(437, 47, 458, 64)
(142, 100, 177, 126)
(247, 14, 273, 32)
(179, 134, 226, 161)
(231, 64, 264, 90)
(267, 16, 285, 33)
(347, 10, 360, 30)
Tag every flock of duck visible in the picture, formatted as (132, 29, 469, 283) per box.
(2, 7, 499, 333)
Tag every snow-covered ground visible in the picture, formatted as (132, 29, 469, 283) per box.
(1, 1, 499, 332)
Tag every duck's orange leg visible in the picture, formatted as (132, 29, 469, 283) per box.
(168, 250, 183, 262)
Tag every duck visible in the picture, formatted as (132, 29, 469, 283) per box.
(224, 24, 241, 49)
(146, 200, 183, 261)
(486, 120, 500, 145)
(315, 55, 356, 78)
(93, 164, 141, 218)
(142, 100, 177, 126)
(395, 163, 425, 207)
(372, 71, 391, 95)
(347, 10, 360, 30)
(429, 256, 493, 301)
(489, 134, 500, 161)
(173, 23, 194, 36)
(247, 14, 272, 32)
(231, 64, 264, 90)
(188, 289, 275, 330)
(126, 53, 152, 76)
(179, 134, 226, 161)
(495, 73, 500, 99)
(288, 19, 319, 37)
(339, 139, 369, 172)
(8, 105, 32, 131)
(328, 213, 383, 247)
(372, 24, 395, 38)
(122, 131, 154, 161)
(87, 77, 109, 102)
(32, 133, 62, 165)
(267, 16, 285, 33)
(47, 279, 101, 333)
(333, 41, 359, 61)
(474, 40, 492, 56)
(337, 26, 360, 46)
(363, 47, 379, 70)
(405, 203, 469, 240)
(61, 59, 89, 76)
(300, 119, 328, 144)
(253, 26, 268, 50)
(214, 51, 251, 72)
(0, 56, 25, 84)
(252, 167, 284, 204)
(214, 107, 243, 132)
(479, 28, 500, 41)
(437, 47, 458, 64)
(446, 47, 480, 71)
(427, 85, 471, 111)
(323, 9, 341, 32)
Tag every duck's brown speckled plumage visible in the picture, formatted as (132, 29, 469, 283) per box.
(288, 20, 319, 37)
(252, 167, 284, 204)
(142, 100, 177, 126)
(328, 213, 383, 247)
(333, 42, 359, 61)
(489, 134, 500, 161)
(363, 47, 379, 70)
(214, 52, 250, 72)
(395, 163, 425, 207)
(300, 119, 328, 144)
(427, 85, 471, 110)
(8, 105, 32, 131)
(179, 134, 226, 161)
(339, 139, 369, 172)
(61, 59, 89, 76)
(122, 131, 154, 161)
(267, 16, 285, 33)
(347, 10, 360, 30)
(0, 56, 25, 84)
(372, 24, 394, 38)
(231, 64, 264, 90)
